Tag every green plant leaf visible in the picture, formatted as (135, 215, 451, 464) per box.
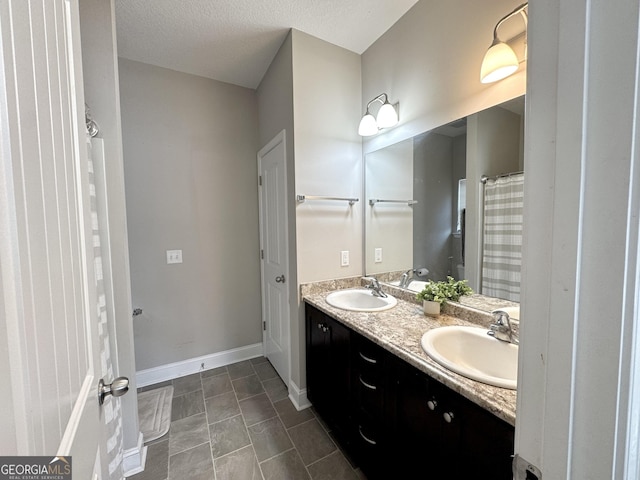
(416, 278, 473, 305)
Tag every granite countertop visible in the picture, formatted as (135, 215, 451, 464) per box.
(302, 282, 517, 427)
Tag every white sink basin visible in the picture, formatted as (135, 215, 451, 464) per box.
(388, 279, 428, 293)
(326, 289, 397, 312)
(421, 326, 518, 389)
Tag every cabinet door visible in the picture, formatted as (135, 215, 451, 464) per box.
(429, 379, 514, 479)
(452, 393, 514, 479)
(326, 314, 351, 441)
(305, 305, 352, 443)
(306, 306, 330, 411)
(390, 358, 442, 477)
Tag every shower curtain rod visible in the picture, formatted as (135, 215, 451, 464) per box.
(480, 171, 524, 184)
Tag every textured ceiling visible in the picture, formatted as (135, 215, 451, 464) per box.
(115, 0, 419, 89)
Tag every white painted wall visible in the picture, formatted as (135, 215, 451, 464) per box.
(292, 30, 363, 283)
(365, 139, 413, 275)
(119, 59, 262, 371)
(290, 29, 363, 391)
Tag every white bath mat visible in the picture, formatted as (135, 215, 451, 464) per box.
(137, 386, 173, 443)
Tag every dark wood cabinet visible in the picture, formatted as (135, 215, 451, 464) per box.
(391, 357, 514, 479)
(350, 333, 389, 478)
(305, 304, 352, 445)
(305, 303, 514, 479)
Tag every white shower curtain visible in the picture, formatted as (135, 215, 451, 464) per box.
(481, 173, 524, 302)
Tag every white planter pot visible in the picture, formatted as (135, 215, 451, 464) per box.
(423, 300, 441, 316)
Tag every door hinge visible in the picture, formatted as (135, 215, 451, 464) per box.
(259, 175, 262, 186)
(263, 321, 266, 331)
(260, 249, 264, 260)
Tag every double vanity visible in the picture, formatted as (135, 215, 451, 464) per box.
(303, 278, 517, 479)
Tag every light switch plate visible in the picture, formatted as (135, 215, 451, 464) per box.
(341, 250, 349, 267)
(166, 249, 182, 264)
(374, 248, 383, 263)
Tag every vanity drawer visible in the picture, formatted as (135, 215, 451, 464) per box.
(352, 410, 386, 478)
(356, 371, 383, 415)
(353, 334, 386, 416)
(354, 335, 385, 377)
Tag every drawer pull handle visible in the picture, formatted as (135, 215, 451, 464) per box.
(358, 426, 377, 445)
(359, 352, 378, 364)
(359, 375, 377, 390)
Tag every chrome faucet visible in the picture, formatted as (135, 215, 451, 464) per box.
(363, 277, 387, 298)
(488, 310, 519, 345)
(399, 269, 414, 288)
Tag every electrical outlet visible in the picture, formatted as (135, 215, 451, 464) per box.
(166, 249, 183, 264)
(374, 247, 383, 263)
(341, 250, 349, 267)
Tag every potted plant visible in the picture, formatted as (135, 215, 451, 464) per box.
(416, 277, 473, 316)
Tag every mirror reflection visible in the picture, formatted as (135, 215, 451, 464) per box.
(365, 97, 525, 307)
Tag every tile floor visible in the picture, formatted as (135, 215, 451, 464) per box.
(131, 357, 366, 480)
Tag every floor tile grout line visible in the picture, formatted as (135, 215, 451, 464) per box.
(168, 440, 211, 458)
(228, 370, 257, 477)
(243, 412, 279, 429)
(229, 365, 267, 480)
(305, 449, 341, 469)
(199, 374, 217, 480)
(255, 445, 296, 465)
(200, 366, 229, 379)
(201, 372, 234, 400)
(286, 416, 324, 432)
(280, 403, 360, 476)
(251, 370, 308, 478)
(277, 402, 315, 479)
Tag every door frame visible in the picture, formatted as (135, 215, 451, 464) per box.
(257, 130, 292, 390)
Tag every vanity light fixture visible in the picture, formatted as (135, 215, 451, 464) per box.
(480, 3, 528, 84)
(358, 93, 399, 136)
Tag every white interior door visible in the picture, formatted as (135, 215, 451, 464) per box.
(0, 0, 110, 477)
(258, 131, 291, 386)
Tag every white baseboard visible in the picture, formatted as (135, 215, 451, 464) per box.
(288, 379, 311, 411)
(122, 432, 146, 477)
(136, 343, 264, 388)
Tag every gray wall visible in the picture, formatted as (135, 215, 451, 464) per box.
(119, 59, 261, 370)
(256, 32, 300, 390)
(465, 106, 523, 289)
(361, 0, 526, 155)
(413, 132, 454, 281)
(451, 135, 467, 273)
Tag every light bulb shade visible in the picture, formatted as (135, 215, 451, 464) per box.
(358, 113, 379, 136)
(480, 41, 519, 84)
(376, 102, 399, 128)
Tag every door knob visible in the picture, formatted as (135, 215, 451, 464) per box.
(275, 275, 286, 283)
(98, 376, 129, 405)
